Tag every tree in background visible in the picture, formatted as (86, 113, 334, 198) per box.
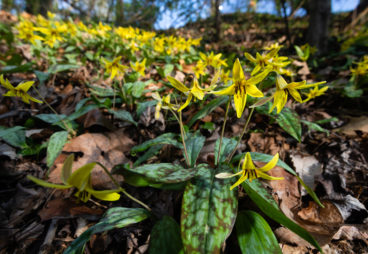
(306, 0, 331, 54)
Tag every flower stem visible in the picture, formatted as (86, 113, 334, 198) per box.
(226, 107, 255, 163)
(216, 97, 231, 166)
(178, 110, 190, 167)
(96, 162, 151, 211)
(32, 86, 76, 137)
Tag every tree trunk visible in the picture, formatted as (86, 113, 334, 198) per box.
(39, 0, 53, 16)
(307, 0, 331, 54)
(115, 0, 124, 26)
(1, 0, 14, 11)
(214, 0, 221, 41)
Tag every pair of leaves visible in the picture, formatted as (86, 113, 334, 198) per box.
(64, 207, 149, 254)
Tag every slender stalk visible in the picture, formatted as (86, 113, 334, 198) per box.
(216, 97, 231, 166)
(226, 107, 255, 163)
(178, 110, 190, 167)
(32, 86, 76, 136)
(96, 162, 151, 211)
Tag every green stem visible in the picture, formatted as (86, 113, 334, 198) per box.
(178, 111, 190, 167)
(216, 97, 231, 166)
(96, 162, 151, 211)
(226, 107, 255, 163)
(32, 86, 76, 137)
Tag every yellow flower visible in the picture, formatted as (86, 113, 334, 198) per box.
(36, 23, 66, 48)
(264, 42, 282, 51)
(302, 86, 328, 103)
(167, 76, 205, 112)
(220, 70, 231, 84)
(104, 56, 129, 80)
(200, 51, 227, 68)
(212, 58, 269, 118)
(130, 58, 146, 76)
(244, 48, 280, 75)
(27, 155, 120, 202)
(216, 152, 283, 190)
(16, 20, 44, 44)
(270, 74, 326, 113)
(193, 60, 206, 78)
(266, 56, 291, 75)
(0, 75, 42, 104)
(152, 92, 178, 119)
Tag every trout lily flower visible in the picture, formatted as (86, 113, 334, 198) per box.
(27, 155, 120, 202)
(167, 76, 205, 112)
(104, 56, 129, 80)
(1, 75, 42, 104)
(131, 58, 147, 76)
(270, 74, 326, 113)
(302, 85, 328, 103)
(212, 58, 269, 118)
(152, 92, 178, 119)
(244, 48, 280, 75)
(216, 152, 283, 190)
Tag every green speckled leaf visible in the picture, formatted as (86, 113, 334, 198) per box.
(276, 107, 301, 141)
(149, 216, 184, 254)
(64, 207, 149, 254)
(46, 131, 68, 168)
(131, 133, 182, 154)
(181, 164, 237, 254)
(236, 210, 282, 254)
(214, 137, 237, 165)
(125, 163, 196, 183)
(185, 131, 205, 167)
(242, 180, 322, 253)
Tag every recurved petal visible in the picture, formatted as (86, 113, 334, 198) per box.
(67, 162, 96, 189)
(191, 79, 205, 100)
(233, 58, 245, 81)
(29, 95, 43, 104)
(230, 174, 248, 190)
(0, 75, 15, 90)
(17, 81, 34, 92)
(244, 52, 256, 63)
(242, 152, 256, 170)
(258, 153, 279, 172)
(257, 171, 284, 181)
(288, 88, 303, 103)
(212, 84, 235, 96)
(276, 74, 288, 89)
(167, 76, 189, 93)
(248, 68, 270, 85)
(178, 93, 192, 112)
(87, 188, 121, 201)
(27, 175, 72, 189)
(297, 81, 326, 89)
(246, 84, 264, 98)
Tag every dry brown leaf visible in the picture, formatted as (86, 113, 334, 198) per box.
(338, 116, 368, 135)
(49, 129, 134, 188)
(38, 199, 104, 221)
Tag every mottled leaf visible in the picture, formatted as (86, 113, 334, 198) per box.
(131, 133, 182, 154)
(236, 210, 282, 254)
(133, 145, 163, 167)
(181, 164, 237, 254)
(185, 131, 205, 167)
(46, 131, 68, 168)
(214, 137, 237, 165)
(0, 126, 26, 148)
(301, 120, 329, 134)
(242, 180, 322, 252)
(149, 216, 184, 254)
(108, 109, 137, 126)
(276, 107, 302, 141)
(64, 207, 149, 254)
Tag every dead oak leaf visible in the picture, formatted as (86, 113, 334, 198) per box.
(49, 129, 135, 188)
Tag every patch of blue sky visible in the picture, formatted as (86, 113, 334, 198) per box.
(155, 0, 360, 30)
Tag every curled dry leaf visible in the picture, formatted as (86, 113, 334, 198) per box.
(49, 129, 135, 188)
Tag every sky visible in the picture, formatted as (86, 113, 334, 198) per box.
(155, 0, 360, 30)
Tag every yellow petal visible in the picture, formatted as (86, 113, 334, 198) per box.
(16, 81, 34, 92)
(247, 69, 270, 85)
(178, 93, 192, 112)
(0, 75, 15, 90)
(246, 84, 264, 97)
(288, 88, 302, 103)
(230, 173, 248, 190)
(244, 52, 256, 63)
(233, 58, 245, 81)
(110, 67, 118, 80)
(212, 84, 235, 96)
(215, 170, 243, 179)
(87, 188, 121, 201)
(167, 76, 189, 93)
(67, 162, 96, 189)
(257, 171, 284, 181)
(276, 74, 288, 89)
(234, 89, 246, 118)
(297, 81, 326, 89)
(191, 79, 205, 100)
(242, 152, 256, 170)
(258, 153, 279, 172)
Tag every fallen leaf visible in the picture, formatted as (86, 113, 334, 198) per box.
(338, 116, 368, 135)
(49, 129, 134, 188)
